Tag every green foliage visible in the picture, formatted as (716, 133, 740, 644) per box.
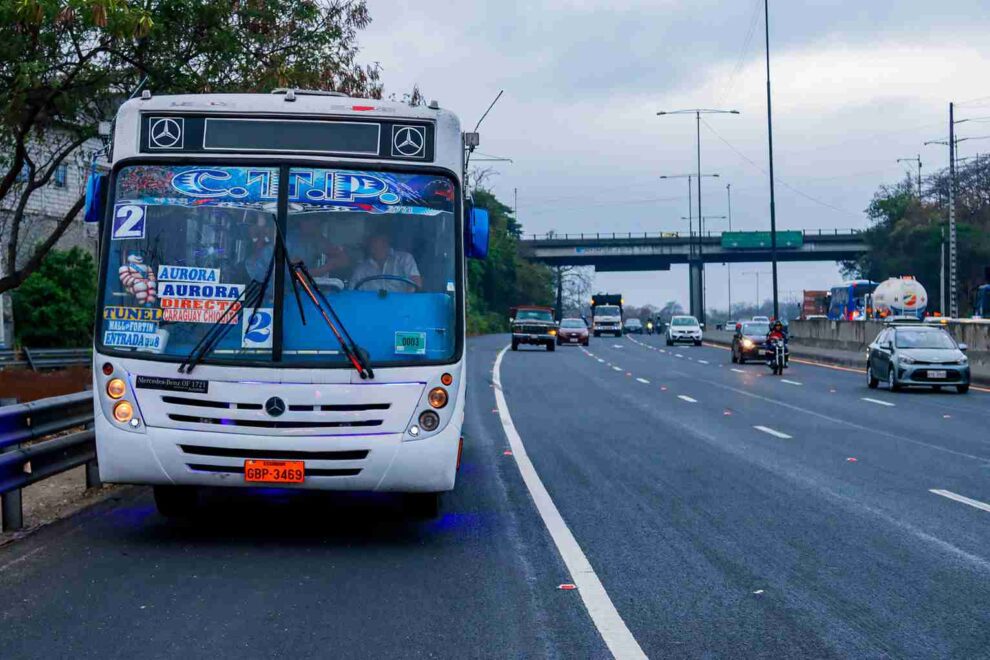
(467, 188, 553, 334)
(842, 165, 990, 314)
(13, 247, 96, 347)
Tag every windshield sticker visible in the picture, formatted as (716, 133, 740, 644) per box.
(242, 308, 273, 349)
(158, 265, 220, 283)
(395, 331, 426, 356)
(161, 300, 241, 324)
(103, 306, 163, 322)
(103, 318, 166, 351)
(118, 166, 452, 216)
(106, 319, 157, 334)
(159, 282, 243, 300)
(118, 254, 158, 306)
(112, 204, 146, 240)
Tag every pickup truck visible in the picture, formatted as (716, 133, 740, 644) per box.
(510, 306, 557, 352)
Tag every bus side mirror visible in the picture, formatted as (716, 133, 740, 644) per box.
(465, 207, 489, 259)
(83, 172, 107, 225)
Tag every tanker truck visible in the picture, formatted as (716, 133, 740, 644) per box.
(872, 276, 928, 319)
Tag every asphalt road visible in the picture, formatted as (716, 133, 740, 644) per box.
(1, 334, 989, 658)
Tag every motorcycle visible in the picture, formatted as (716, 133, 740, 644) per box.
(766, 338, 788, 375)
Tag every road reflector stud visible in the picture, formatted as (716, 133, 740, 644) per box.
(558, 583, 577, 590)
(846, 457, 858, 462)
(943, 414, 951, 419)
(723, 410, 732, 416)
(503, 450, 513, 456)
(753, 589, 764, 595)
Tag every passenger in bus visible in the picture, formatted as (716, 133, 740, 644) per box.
(350, 231, 422, 292)
(287, 215, 350, 278)
(244, 218, 274, 282)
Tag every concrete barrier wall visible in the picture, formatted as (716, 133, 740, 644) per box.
(788, 319, 990, 381)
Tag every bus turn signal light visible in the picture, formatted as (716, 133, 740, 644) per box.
(113, 401, 134, 423)
(107, 378, 126, 399)
(441, 372, 453, 386)
(428, 387, 448, 409)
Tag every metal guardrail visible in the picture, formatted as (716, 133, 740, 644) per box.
(524, 228, 864, 241)
(0, 391, 98, 532)
(0, 347, 91, 371)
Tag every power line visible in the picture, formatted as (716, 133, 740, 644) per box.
(700, 117, 862, 219)
(715, 0, 763, 106)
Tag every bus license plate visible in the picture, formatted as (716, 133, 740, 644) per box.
(244, 460, 304, 484)
(927, 370, 947, 379)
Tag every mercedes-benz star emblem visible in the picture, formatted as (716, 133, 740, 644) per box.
(264, 396, 286, 417)
(150, 118, 183, 148)
(392, 126, 425, 157)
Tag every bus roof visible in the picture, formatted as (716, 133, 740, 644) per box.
(111, 92, 463, 174)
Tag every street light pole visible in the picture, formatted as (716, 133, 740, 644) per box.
(657, 109, 739, 324)
(948, 102, 958, 318)
(764, 0, 780, 321)
(726, 183, 733, 318)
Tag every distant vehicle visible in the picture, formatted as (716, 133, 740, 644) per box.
(591, 293, 623, 337)
(557, 318, 589, 346)
(801, 290, 829, 319)
(751, 315, 770, 323)
(872, 276, 928, 319)
(666, 315, 703, 346)
(866, 324, 969, 393)
(623, 318, 644, 334)
(510, 306, 557, 352)
(731, 320, 770, 364)
(828, 280, 878, 320)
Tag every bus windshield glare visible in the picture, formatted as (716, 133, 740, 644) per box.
(99, 164, 458, 367)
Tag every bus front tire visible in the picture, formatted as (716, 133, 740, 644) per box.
(404, 492, 441, 519)
(153, 486, 199, 518)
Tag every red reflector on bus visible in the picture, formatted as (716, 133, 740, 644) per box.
(352, 106, 375, 111)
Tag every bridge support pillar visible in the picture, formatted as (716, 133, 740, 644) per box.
(689, 261, 704, 321)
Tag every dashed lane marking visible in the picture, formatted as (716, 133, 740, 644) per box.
(636, 377, 650, 384)
(612, 366, 623, 372)
(677, 395, 698, 403)
(493, 346, 648, 660)
(730, 368, 745, 374)
(780, 379, 803, 386)
(697, 359, 710, 365)
(754, 425, 792, 439)
(929, 489, 990, 514)
(862, 397, 895, 407)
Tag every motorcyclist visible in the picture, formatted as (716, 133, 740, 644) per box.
(765, 319, 787, 366)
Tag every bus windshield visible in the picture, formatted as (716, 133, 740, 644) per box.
(99, 164, 458, 367)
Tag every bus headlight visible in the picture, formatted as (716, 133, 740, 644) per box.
(418, 411, 440, 432)
(107, 378, 126, 399)
(113, 401, 134, 423)
(428, 387, 448, 409)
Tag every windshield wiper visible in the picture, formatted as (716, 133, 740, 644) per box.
(178, 253, 275, 374)
(287, 258, 374, 380)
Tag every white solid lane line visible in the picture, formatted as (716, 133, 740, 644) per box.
(862, 397, 895, 407)
(636, 377, 650, 384)
(929, 489, 990, 513)
(754, 425, 792, 439)
(493, 347, 648, 660)
(730, 368, 746, 374)
(780, 379, 802, 386)
(677, 395, 698, 403)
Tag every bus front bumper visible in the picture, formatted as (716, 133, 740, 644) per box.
(96, 415, 460, 493)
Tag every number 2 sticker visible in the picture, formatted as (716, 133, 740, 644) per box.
(112, 204, 146, 240)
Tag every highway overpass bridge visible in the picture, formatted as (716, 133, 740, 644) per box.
(519, 229, 868, 320)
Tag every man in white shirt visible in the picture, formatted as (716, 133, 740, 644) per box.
(350, 232, 422, 292)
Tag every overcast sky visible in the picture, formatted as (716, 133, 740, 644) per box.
(360, 0, 990, 312)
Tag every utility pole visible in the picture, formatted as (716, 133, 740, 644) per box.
(764, 0, 780, 321)
(726, 183, 733, 318)
(948, 102, 958, 318)
(897, 155, 922, 196)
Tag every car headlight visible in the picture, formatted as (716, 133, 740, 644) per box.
(955, 357, 968, 365)
(742, 338, 754, 348)
(899, 356, 916, 364)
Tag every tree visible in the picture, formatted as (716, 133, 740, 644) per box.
(842, 159, 990, 314)
(0, 0, 382, 293)
(467, 187, 553, 334)
(551, 264, 593, 319)
(13, 246, 96, 347)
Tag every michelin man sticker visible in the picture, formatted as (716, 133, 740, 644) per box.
(112, 205, 146, 240)
(242, 308, 273, 349)
(118, 254, 158, 306)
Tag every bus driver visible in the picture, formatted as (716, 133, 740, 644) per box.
(351, 230, 422, 293)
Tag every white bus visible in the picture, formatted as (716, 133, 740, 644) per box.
(84, 89, 489, 518)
